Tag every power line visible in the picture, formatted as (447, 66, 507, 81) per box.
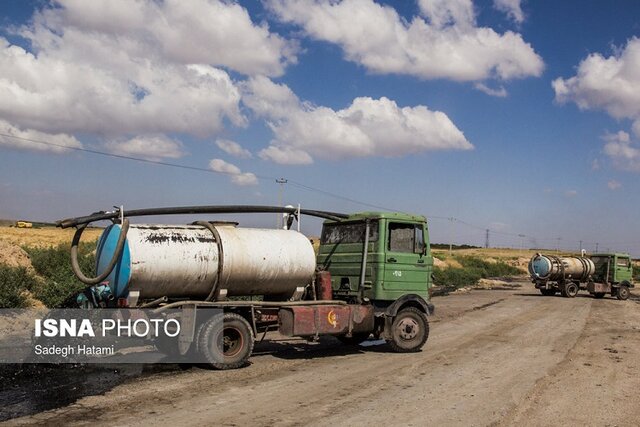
(0, 132, 402, 212)
(1, 131, 638, 253)
(0, 132, 279, 181)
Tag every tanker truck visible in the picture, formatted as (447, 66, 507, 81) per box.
(528, 252, 633, 300)
(57, 205, 434, 369)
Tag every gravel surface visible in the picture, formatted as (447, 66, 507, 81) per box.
(3, 285, 639, 426)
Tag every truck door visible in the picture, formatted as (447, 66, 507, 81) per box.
(613, 255, 633, 284)
(382, 222, 430, 297)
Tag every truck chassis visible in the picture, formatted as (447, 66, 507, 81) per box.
(152, 293, 433, 369)
(534, 279, 632, 300)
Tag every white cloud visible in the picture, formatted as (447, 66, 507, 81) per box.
(215, 139, 252, 159)
(565, 190, 578, 198)
(473, 83, 508, 97)
(0, 0, 301, 144)
(553, 38, 640, 122)
(259, 146, 314, 165)
(209, 158, 241, 175)
(231, 172, 259, 186)
(602, 131, 640, 172)
(418, 0, 475, 30)
(591, 158, 601, 170)
(243, 76, 472, 164)
(266, 0, 543, 83)
(45, 0, 296, 77)
(607, 179, 622, 190)
(493, 0, 525, 24)
(105, 135, 186, 161)
(208, 158, 258, 186)
(554, 38, 640, 174)
(0, 119, 81, 153)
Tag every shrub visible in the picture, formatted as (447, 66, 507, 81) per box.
(0, 265, 40, 308)
(24, 243, 96, 308)
(432, 256, 522, 291)
(432, 266, 482, 289)
(454, 256, 522, 278)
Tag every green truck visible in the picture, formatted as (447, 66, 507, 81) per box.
(60, 206, 435, 368)
(529, 252, 634, 300)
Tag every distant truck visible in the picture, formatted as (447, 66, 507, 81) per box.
(529, 252, 633, 300)
(15, 221, 32, 228)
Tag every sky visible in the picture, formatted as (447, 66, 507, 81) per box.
(0, 0, 639, 255)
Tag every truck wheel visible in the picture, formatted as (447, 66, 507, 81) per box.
(198, 312, 254, 370)
(539, 288, 555, 296)
(337, 332, 370, 346)
(562, 283, 579, 298)
(616, 285, 630, 301)
(387, 307, 429, 353)
(593, 292, 606, 299)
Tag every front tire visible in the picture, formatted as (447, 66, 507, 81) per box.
(387, 307, 429, 353)
(197, 312, 254, 370)
(616, 285, 630, 301)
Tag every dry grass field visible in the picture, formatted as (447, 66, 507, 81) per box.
(0, 226, 102, 248)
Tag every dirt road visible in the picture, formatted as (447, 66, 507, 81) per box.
(4, 286, 640, 426)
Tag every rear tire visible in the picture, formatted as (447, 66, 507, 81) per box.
(197, 312, 254, 370)
(539, 288, 556, 296)
(387, 307, 429, 353)
(562, 282, 579, 298)
(616, 285, 630, 301)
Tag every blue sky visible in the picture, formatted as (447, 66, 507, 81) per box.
(0, 0, 639, 254)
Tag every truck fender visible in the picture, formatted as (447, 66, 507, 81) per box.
(384, 294, 434, 317)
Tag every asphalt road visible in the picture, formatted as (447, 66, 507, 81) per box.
(4, 285, 640, 426)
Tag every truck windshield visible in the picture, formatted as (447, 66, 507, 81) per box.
(590, 256, 609, 265)
(320, 221, 379, 244)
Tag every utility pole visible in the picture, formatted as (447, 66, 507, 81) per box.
(579, 240, 583, 253)
(448, 217, 455, 256)
(595, 242, 599, 252)
(485, 229, 490, 249)
(275, 178, 287, 228)
(556, 237, 562, 253)
(518, 234, 525, 253)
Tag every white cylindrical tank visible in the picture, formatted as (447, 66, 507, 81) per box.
(96, 223, 316, 299)
(528, 253, 595, 282)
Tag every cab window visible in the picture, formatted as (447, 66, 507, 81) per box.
(388, 223, 423, 254)
(321, 220, 379, 244)
(617, 257, 630, 267)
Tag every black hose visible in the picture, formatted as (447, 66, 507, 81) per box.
(71, 219, 130, 285)
(194, 221, 225, 301)
(57, 205, 349, 229)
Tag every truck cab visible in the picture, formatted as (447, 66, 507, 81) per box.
(588, 253, 634, 300)
(591, 253, 633, 285)
(317, 212, 433, 305)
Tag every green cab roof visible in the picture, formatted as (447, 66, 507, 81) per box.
(324, 211, 427, 223)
